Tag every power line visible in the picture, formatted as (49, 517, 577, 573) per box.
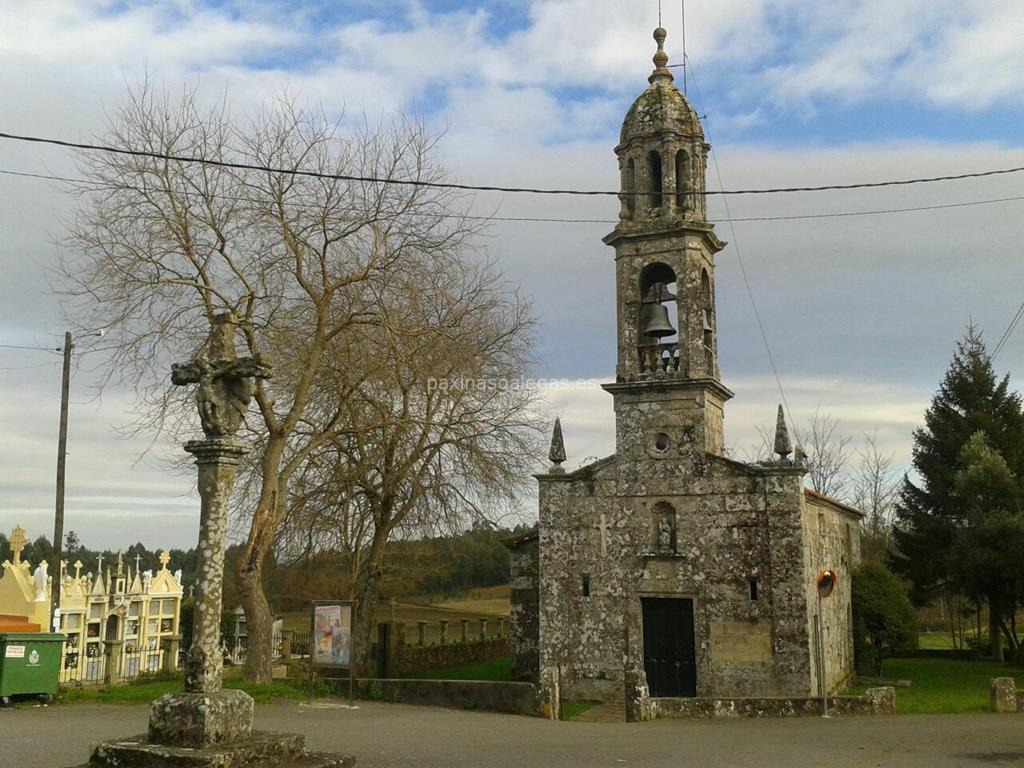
(2, 129, 1024, 198)
(686, 55, 797, 436)
(992, 299, 1024, 361)
(3, 167, 1023, 226)
(0, 342, 61, 352)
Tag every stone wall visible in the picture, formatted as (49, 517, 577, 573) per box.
(802, 490, 861, 693)
(507, 530, 539, 683)
(387, 634, 509, 678)
(347, 678, 541, 717)
(645, 687, 895, 719)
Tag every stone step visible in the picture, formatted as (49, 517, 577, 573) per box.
(572, 701, 627, 723)
(80, 732, 354, 768)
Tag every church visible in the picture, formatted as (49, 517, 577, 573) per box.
(507, 27, 862, 717)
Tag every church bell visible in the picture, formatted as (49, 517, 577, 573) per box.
(641, 302, 676, 339)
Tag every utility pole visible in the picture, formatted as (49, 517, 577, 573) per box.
(52, 331, 73, 629)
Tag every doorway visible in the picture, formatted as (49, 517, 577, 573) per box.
(641, 597, 696, 697)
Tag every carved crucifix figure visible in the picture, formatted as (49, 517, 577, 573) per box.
(598, 513, 609, 557)
(171, 313, 271, 439)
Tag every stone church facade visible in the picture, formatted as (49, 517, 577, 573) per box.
(508, 28, 862, 712)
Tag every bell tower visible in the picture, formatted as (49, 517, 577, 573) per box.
(602, 27, 732, 457)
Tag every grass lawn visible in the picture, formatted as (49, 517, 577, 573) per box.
(404, 657, 512, 682)
(852, 657, 1022, 714)
(59, 675, 330, 705)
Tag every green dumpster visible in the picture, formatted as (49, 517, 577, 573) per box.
(0, 633, 64, 704)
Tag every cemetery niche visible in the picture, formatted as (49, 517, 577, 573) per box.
(0, 526, 185, 685)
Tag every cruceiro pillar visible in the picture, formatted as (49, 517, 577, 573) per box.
(80, 313, 354, 768)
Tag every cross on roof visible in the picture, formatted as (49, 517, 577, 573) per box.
(135, 554, 142, 572)
(9, 525, 27, 564)
(159, 551, 171, 570)
(96, 553, 104, 573)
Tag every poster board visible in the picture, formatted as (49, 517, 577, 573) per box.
(309, 600, 354, 670)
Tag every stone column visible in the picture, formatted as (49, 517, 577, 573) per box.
(161, 635, 182, 674)
(417, 621, 427, 647)
(281, 629, 295, 662)
(149, 439, 254, 748)
(103, 640, 123, 686)
(187, 438, 248, 693)
(497, 618, 505, 638)
(460, 619, 469, 643)
(439, 620, 448, 645)
(479, 619, 488, 641)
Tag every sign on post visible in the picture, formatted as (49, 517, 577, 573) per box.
(308, 600, 356, 704)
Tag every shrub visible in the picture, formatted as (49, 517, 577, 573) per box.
(853, 561, 917, 675)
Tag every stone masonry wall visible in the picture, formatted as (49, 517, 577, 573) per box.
(388, 635, 509, 678)
(508, 534, 540, 683)
(802, 491, 861, 692)
(537, 450, 815, 703)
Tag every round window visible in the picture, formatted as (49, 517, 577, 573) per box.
(654, 433, 670, 453)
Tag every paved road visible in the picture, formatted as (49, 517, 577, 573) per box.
(5, 699, 1024, 768)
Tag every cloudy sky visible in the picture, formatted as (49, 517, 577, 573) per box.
(1, 0, 1023, 549)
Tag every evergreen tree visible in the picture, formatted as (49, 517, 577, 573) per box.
(892, 326, 1024, 604)
(950, 432, 1024, 658)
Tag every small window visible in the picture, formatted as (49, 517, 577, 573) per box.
(625, 158, 636, 217)
(749, 579, 759, 601)
(654, 432, 670, 454)
(675, 150, 688, 210)
(648, 151, 663, 209)
(582, 574, 591, 597)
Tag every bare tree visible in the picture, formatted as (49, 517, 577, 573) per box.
(60, 81, 486, 681)
(800, 407, 853, 499)
(851, 432, 899, 561)
(275, 254, 542, 671)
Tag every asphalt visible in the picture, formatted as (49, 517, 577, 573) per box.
(4, 699, 1024, 768)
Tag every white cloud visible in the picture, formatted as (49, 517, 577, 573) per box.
(1, 1, 1023, 547)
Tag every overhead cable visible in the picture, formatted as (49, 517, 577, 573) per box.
(1, 129, 1023, 198)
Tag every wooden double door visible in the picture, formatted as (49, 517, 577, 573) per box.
(641, 597, 697, 697)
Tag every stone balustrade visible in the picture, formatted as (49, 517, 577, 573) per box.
(638, 342, 683, 375)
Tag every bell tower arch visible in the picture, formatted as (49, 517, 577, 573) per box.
(602, 27, 732, 458)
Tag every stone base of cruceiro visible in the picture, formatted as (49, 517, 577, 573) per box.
(83, 732, 355, 768)
(76, 689, 356, 768)
(148, 689, 256, 748)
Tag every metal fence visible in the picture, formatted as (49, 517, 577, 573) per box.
(60, 646, 169, 687)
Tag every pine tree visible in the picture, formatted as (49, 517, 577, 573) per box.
(892, 325, 1024, 603)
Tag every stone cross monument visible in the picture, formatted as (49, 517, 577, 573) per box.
(81, 313, 353, 767)
(151, 312, 271, 745)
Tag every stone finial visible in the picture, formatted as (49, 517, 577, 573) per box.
(159, 551, 171, 571)
(74, 560, 83, 580)
(9, 525, 27, 564)
(649, 27, 674, 84)
(116, 552, 124, 576)
(548, 417, 567, 474)
(794, 444, 808, 466)
(773, 404, 792, 461)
